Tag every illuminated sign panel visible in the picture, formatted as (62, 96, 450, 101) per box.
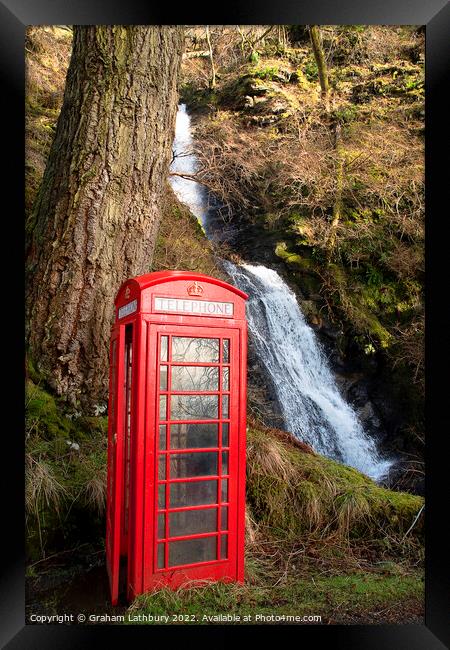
(154, 296, 234, 317)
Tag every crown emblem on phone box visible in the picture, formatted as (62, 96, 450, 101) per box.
(187, 281, 204, 297)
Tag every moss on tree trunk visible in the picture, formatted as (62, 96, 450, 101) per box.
(309, 25, 329, 108)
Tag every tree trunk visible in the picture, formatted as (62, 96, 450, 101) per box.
(205, 25, 216, 89)
(26, 26, 185, 410)
(309, 25, 329, 109)
(327, 123, 344, 261)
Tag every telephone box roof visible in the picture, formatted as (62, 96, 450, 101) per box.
(117, 270, 248, 301)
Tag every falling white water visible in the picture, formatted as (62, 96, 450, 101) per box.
(223, 261, 393, 481)
(169, 104, 393, 481)
(169, 104, 237, 244)
(169, 104, 208, 228)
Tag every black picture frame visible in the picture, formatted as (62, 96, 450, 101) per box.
(3, 0, 449, 647)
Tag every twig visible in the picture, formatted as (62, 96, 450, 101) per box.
(29, 542, 91, 568)
(402, 504, 425, 539)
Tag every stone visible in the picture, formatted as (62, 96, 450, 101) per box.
(356, 401, 381, 428)
(247, 81, 271, 96)
(271, 101, 289, 115)
(347, 380, 370, 407)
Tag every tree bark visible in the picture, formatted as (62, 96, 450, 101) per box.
(205, 26, 216, 89)
(327, 123, 344, 261)
(26, 26, 185, 410)
(309, 25, 329, 109)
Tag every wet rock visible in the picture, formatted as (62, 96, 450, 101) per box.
(370, 384, 400, 427)
(328, 349, 347, 370)
(321, 324, 341, 340)
(347, 380, 370, 407)
(356, 401, 381, 429)
(300, 299, 319, 321)
(334, 372, 364, 397)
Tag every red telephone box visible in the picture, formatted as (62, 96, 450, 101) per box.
(106, 271, 248, 604)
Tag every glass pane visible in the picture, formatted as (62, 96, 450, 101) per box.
(170, 423, 218, 449)
(157, 543, 165, 569)
(171, 366, 218, 392)
(168, 537, 217, 567)
(222, 423, 229, 447)
(159, 425, 167, 450)
(158, 513, 165, 539)
(222, 339, 230, 363)
(221, 536, 228, 559)
(222, 395, 229, 418)
(221, 479, 228, 502)
(221, 506, 228, 530)
(222, 367, 229, 391)
(160, 366, 168, 391)
(158, 456, 166, 480)
(160, 336, 168, 362)
(170, 480, 218, 508)
(222, 451, 229, 475)
(170, 395, 218, 421)
(172, 337, 219, 363)
(158, 484, 166, 509)
(159, 395, 167, 420)
(170, 452, 217, 478)
(169, 508, 217, 537)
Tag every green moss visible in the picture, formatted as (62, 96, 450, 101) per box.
(332, 104, 360, 124)
(250, 65, 280, 81)
(246, 426, 423, 546)
(128, 569, 423, 624)
(26, 379, 109, 560)
(153, 186, 221, 278)
(275, 241, 314, 272)
(26, 380, 72, 439)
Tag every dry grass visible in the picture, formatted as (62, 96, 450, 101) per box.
(246, 428, 297, 483)
(80, 473, 107, 515)
(245, 422, 424, 559)
(26, 453, 68, 515)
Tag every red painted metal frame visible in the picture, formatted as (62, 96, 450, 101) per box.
(120, 325, 134, 556)
(107, 272, 248, 603)
(105, 328, 125, 606)
(145, 325, 239, 589)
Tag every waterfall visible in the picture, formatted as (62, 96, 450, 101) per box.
(170, 104, 393, 482)
(223, 262, 393, 481)
(170, 103, 207, 227)
(170, 103, 237, 244)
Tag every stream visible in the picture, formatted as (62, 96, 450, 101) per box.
(170, 103, 393, 482)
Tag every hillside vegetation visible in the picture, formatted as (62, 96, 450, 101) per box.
(25, 26, 424, 624)
(179, 26, 425, 470)
(26, 375, 424, 623)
